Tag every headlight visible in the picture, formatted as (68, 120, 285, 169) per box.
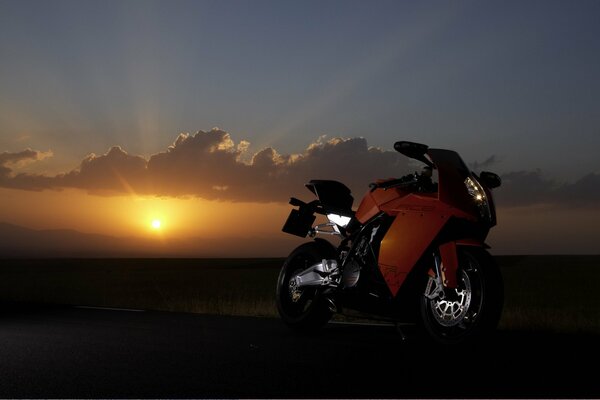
(464, 176, 491, 222)
(327, 213, 351, 228)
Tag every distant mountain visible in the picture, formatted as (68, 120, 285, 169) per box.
(0, 222, 157, 257)
(0, 222, 299, 258)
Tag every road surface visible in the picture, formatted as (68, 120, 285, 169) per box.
(0, 303, 596, 398)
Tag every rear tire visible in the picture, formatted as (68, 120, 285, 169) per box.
(419, 247, 503, 345)
(276, 242, 336, 331)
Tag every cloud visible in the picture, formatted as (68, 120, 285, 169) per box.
(494, 170, 558, 207)
(62, 146, 149, 195)
(141, 130, 411, 202)
(468, 155, 498, 172)
(495, 170, 600, 208)
(1, 130, 598, 208)
(0, 149, 54, 190)
(556, 172, 600, 207)
(0, 129, 411, 203)
(0, 149, 52, 175)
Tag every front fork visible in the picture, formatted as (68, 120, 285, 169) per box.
(427, 240, 487, 291)
(425, 241, 460, 297)
(438, 241, 459, 288)
(424, 254, 445, 300)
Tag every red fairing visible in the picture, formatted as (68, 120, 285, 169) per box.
(278, 141, 504, 344)
(355, 149, 485, 296)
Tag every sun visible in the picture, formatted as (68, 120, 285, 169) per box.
(151, 219, 161, 230)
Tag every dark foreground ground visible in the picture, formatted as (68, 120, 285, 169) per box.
(0, 303, 597, 399)
(1, 256, 599, 333)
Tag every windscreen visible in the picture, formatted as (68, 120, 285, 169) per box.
(427, 149, 474, 214)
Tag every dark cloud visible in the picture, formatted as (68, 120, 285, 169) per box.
(0, 149, 54, 190)
(0, 149, 48, 176)
(141, 131, 412, 202)
(556, 172, 600, 207)
(469, 155, 498, 172)
(48, 146, 150, 195)
(495, 170, 600, 208)
(494, 170, 558, 207)
(1, 130, 598, 208)
(0, 129, 411, 203)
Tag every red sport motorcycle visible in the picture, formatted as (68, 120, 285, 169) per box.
(276, 141, 503, 344)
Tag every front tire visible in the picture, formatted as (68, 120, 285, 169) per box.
(419, 247, 503, 345)
(276, 241, 336, 331)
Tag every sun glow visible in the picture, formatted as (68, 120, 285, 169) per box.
(0, 188, 294, 245)
(151, 219, 161, 230)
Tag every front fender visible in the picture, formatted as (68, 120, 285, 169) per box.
(439, 239, 489, 288)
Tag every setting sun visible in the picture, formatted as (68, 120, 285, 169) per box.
(151, 219, 161, 230)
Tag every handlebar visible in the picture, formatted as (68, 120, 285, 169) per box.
(369, 173, 419, 192)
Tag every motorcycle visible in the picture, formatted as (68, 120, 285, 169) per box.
(276, 141, 503, 344)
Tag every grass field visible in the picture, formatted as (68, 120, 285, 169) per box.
(497, 255, 600, 333)
(0, 256, 598, 334)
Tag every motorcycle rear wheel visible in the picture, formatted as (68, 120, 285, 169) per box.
(276, 242, 335, 331)
(419, 247, 503, 345)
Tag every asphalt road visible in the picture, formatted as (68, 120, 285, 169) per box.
(0, 303, 597, 399)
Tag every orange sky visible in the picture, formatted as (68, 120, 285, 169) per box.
(1, 2, 599, 256)
(0, 187, 292, 239)
(1, 185, 599, 256)
(1, 131, 599, 256)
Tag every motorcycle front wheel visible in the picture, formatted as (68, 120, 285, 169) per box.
(276, 241, 335, 331)
(419, 247, 503, 345)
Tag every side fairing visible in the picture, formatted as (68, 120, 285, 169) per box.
(354, 190, 380, 224)
(354, 148, 483, 296)
(355, 185, 412, 224)
(377, 199, 477, 296)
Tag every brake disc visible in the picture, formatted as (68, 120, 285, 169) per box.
(430, 270, 472, 327)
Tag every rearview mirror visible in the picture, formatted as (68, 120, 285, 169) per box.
(394, 141, 434, 168)
(479, 171, 501, 189)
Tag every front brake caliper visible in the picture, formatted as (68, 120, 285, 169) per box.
(424, 275, 444, 300)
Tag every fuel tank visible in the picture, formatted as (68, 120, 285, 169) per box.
(355, 184, 436, 224)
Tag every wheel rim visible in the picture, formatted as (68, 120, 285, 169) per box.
(424, 253, 485, 338)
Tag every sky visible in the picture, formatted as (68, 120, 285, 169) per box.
(0, 0, 599, 255)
